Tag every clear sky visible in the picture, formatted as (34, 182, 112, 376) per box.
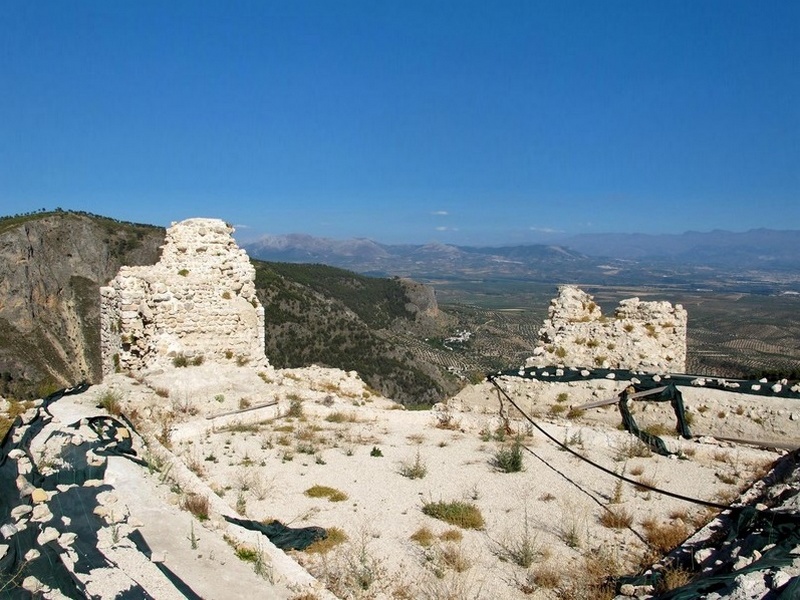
(2, 1, 798, 245)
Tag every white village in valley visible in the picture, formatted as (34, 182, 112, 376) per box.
(2, 218, 800, 599)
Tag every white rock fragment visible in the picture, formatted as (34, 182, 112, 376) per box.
(37, 527, 60, 545)
(11, 504, 33, 519)
(0, 524, 18, 539)
(31, 503, 53, 523)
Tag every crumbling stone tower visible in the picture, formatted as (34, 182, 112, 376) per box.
(527, 285, 687, 372)
(100, 218, 266, 375)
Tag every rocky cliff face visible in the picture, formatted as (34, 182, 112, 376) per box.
(0, 213, 163, 394)
(527, 285, 688, 372)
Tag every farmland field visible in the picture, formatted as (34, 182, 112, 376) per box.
(412, 280, 800, 381)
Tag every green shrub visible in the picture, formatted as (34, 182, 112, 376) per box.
(305, 485, 348, 502)
(98, 390, 123, 416)
(422, 500, 484, 530)
(399, 451, 428, 479)
(493, 437, 524, 473)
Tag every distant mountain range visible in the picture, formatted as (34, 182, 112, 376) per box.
(563, 229, 800, 269)
(244, 229, 800, 292)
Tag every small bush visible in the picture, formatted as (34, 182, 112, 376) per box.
(614, 437, 653, 461)
(399, 451, 428, 479)
(526, 563, 561, 590)
(549, 404, 567, 415)
(172, 354, 189, 368)
(181, 494, 209, 521)
(494, 514, 543, 567)
(599, 507, 633, 529)
(178, 269, 189, 277)
(287, 397, 304, 418)
(410, 526, 435, 547)
(656, 566, 695, 593)
(439, 529, 462, 542)
(192, 355, 204, 366)
(566, 407, 585, 420)
(235, 545, 259, 562)
(305, 485, 348, 502)
(370, 446, 383, 457)
(325, 411, 358, 423)
(556, 392, 569, 403)
(98, 390, 123, 416)
(641, 518, 689, 554)
(422, 500, 484, 530)
(305, 526, 348, 554)
(493, 437, 524, 473)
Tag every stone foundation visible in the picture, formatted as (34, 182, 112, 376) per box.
(100, 218, 266, 374)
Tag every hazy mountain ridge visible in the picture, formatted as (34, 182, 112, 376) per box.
(245, 229, 800, 291)
(564, 229, 800, 269)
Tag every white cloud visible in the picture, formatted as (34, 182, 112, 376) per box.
(436, 226, 459, 232)
(431, 210, 449, 216)
(529, 226, 563, 234)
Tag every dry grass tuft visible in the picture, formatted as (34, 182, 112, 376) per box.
(305, 526, 348, 554)
(181, 493, 209, 521)
(656, 565, 695, 592)
(641, 518, 690, 554)
(598, 507, 633, 529)
(410, 526, 436, 547)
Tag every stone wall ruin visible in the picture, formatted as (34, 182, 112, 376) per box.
(526, 285, 687, 373)
(100, 218, 266, 375)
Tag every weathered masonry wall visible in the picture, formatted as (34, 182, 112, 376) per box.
(526, 285, 687, 373)
(100, 218, 266, 375)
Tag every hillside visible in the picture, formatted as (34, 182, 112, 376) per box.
(253, 261, 459, 404)
(0, 211, 164, 399)
(0, 212, 490, 405)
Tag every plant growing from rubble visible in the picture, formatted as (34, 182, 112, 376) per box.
(181, 493, 209, 521)
(98, 390, 123, 416)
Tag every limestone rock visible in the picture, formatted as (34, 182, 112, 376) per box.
(526, 285, 687, 373)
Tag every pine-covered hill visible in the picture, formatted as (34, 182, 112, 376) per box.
(254, 261, 460, 405)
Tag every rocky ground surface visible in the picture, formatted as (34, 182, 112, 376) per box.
(1, 364, 799, 599)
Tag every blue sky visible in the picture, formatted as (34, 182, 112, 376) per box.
(2, 1, 798, 245)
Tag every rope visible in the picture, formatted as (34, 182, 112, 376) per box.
(487, 375, 737, 512)
(520, 442, 649, 545)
